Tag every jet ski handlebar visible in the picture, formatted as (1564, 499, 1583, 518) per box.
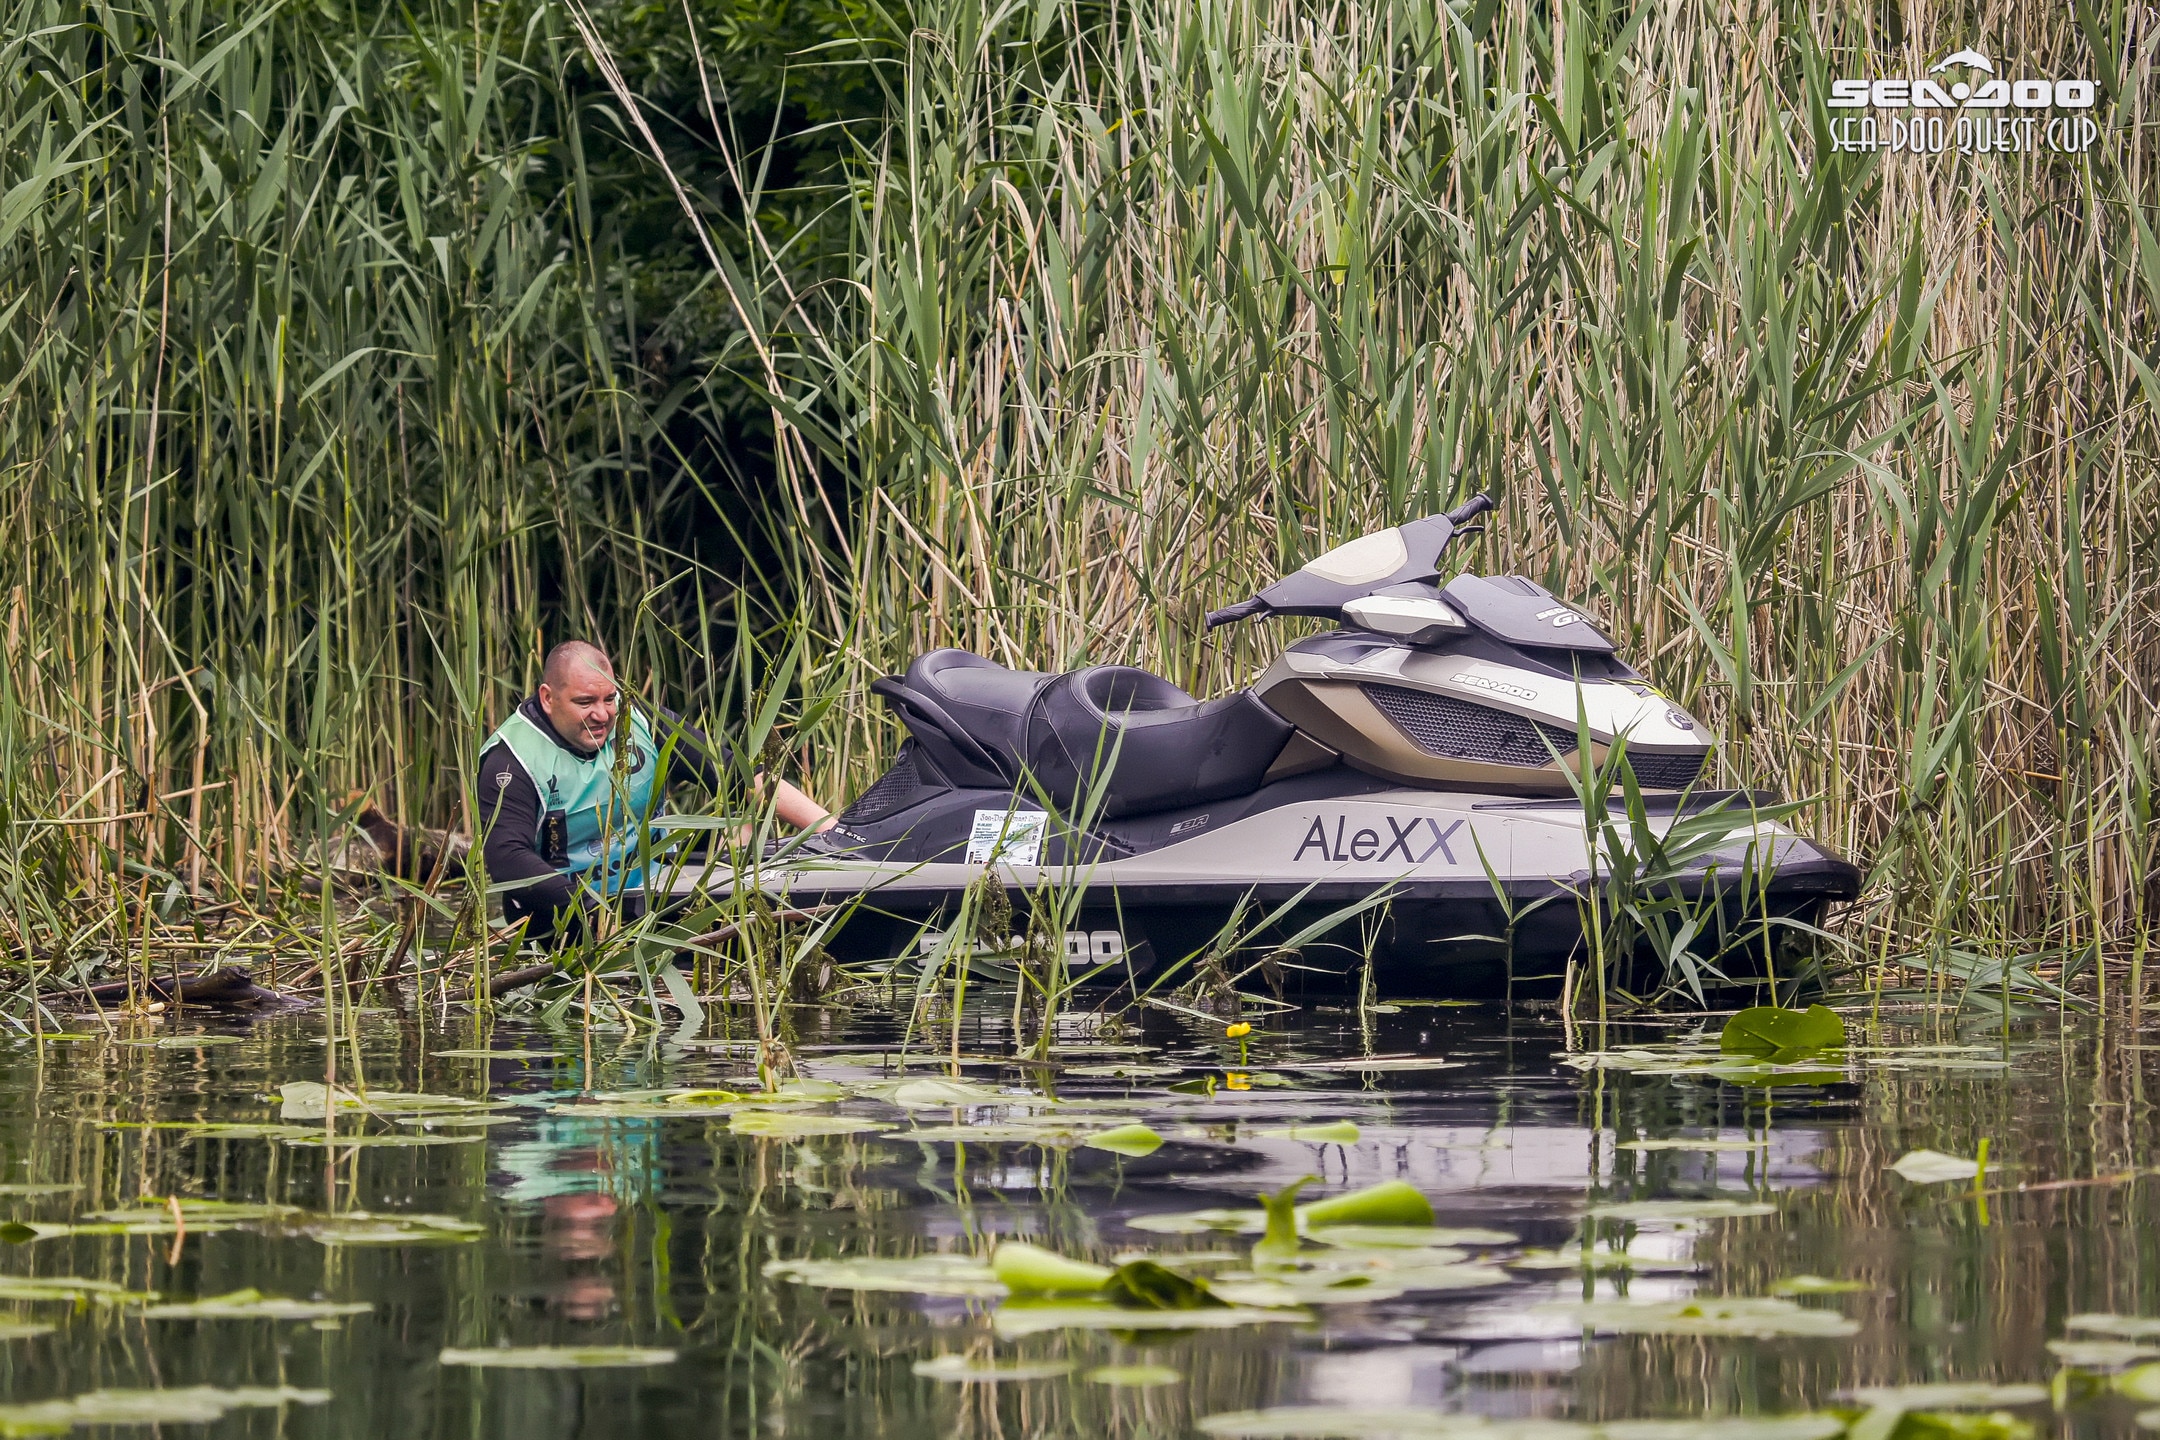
(1204, 595, 1271, 632)
(1445, 492, 1495, 525)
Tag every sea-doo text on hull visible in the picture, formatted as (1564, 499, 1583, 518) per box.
(668, 496, 1860, 992)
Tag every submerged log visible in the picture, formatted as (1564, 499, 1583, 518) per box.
(48, 966, 300, 1011)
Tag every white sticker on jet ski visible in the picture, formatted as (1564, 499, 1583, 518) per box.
(966, 808, 1049, 866)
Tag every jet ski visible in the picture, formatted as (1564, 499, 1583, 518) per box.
(667, 496, 1861, 993)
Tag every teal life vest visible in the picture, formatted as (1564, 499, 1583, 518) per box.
(481, 703, 664, 897)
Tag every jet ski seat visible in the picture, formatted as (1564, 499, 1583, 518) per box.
(1025, 664, 1295, 819)
(870, 650, 1297, 819)
(870, 649, 1053, 788)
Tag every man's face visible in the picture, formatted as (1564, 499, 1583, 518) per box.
(538, 663, 619, 751)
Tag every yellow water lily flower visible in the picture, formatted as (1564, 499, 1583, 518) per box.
(1225, 1022, 1252, 1038)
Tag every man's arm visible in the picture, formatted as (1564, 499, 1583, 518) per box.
(476, 741, 578, 925)
(649, 706, 833, 831)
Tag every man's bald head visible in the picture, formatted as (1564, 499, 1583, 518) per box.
(542, 640, 613, 690)
(537, 642, 619, 752)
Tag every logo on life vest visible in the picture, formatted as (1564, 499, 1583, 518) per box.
(1293, 814, 1465, 865)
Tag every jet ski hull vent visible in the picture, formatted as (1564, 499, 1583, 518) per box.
(1361, 683, 1575, 768)
(1621, 750, 1710, 791)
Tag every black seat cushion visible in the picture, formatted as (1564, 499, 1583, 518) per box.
(1025, 665, 1294, 819)
(902, 650, 1053, 778)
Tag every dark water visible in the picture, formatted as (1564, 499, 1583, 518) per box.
(0, 997, 2155, 1437)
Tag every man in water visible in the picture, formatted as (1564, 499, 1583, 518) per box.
(477, 640, 833, 944)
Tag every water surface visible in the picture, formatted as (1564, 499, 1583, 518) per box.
(0, 998, 2152, 1437)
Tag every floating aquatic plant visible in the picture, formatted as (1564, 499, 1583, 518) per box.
(0, 1386, 330, 1432)
(764, 1254, 1005, 1298)
(911, 1355, 1073, 1382)
(1537, 1296, 1859, 1339)
(1087, 1364, 1181, 1387)
(991, 1242, 1113, 1296)
(1585, 1199, 1778, 1223)
(141, 1289, 373, 1321)
(439, 1346, 676, 1368)
(1888, 1151, 1985, 1185)
(1084, 1124, 1165, 1157)
(1255, 1121, 1361, 1143)
(1718, 1006, 1846, 1063)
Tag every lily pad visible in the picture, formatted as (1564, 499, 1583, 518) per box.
(1087, 1363, 1182, 1387)
(765, 1254, 1004, 1298)
(1719, 1005, 1845, 1062)
(1585, 1199, 1778, 1223)
(1255, 1122, 1361, 1143)
(1063, 1064, 1184, 1078)
(1084, 1124, 1165, 1157)
(897, 1123, 1087, 1146)
(1838, 1383, 2048, 1409)
(1309, 1226, 1516, 1249)
(2117, 1364, 2160, 1402)
(2069, 1313, 2160, 1338)
(730, 1113, 892, 1139)
(180, 1125, 320, 1141)
(431, 1050, 560, 1060)
(1600, 1423, 1849, 1440)
(2048, 1338, 2160, 1369)
(1303, 1181, 1433, 1228)
(890, 1079, 1018, 1109)
(993, 1242, 1114, 1296)
(302, 1213, 485, 1246)
(0, 1184, 81, 1196)
(911, 1355, 1073, 1382)
(0, 1318, 55, 1339)
(1617, 1139, 1765, 1153)
(439, 1346, 676, 1368)
(991, 1298, 1308, 1337)
(141, 1289, 373, 1321)
(1538, 1296, 1859, 1338)
(1888, 1150, 1983, 1184)
(1510, 1248, 1699, 1273)
(0, 1275, 153, 1304)
(279, 1083, 500, 1121)
(0, 1386, 330, 1431)
(1770, 1275, 1872, 1296)
(118, 1035, 249, 1049)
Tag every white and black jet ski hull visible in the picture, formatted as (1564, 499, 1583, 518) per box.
(660, 774, 1860, 994)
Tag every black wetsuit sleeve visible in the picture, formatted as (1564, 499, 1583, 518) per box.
(476, 740, 577, 922)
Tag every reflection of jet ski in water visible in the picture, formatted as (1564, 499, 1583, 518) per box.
(669, 496, 1860, 992)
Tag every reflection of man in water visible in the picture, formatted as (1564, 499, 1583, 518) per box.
(543, 1179, 619, 1321)
(495, 1114, 660, 1322)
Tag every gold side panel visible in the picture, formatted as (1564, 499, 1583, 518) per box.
(1260, 729, 1338, 783)
(1257, 677, 1596, 795)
